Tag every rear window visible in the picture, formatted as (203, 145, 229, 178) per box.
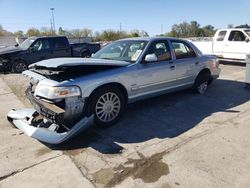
(244, 30, 250, 37)
(170, 41, 196, 59)
(53, 38, 68, 49)
(216, 31, 227, 41)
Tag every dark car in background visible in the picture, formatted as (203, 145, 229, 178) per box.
(0, 36, 100, 72)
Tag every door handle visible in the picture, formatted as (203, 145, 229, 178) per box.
(195, 61, 199, 65)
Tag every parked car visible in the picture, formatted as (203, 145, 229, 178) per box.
(0, 36, 100, 72)
(7, 37, 221, 144)
(192, 28, 250, 63)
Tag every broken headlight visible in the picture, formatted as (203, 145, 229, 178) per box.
(35, 84, 81, 99)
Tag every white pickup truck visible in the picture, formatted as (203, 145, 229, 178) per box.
(192, 28, 250, 62)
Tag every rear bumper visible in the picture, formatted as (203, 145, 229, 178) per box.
(7, 108, 94, 144)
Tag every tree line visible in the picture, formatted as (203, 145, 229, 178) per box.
(0, 25, 149, 41)
(1, 21, 250, 41)
(165, 21, 216, 37)
(165, 22, 250, 38)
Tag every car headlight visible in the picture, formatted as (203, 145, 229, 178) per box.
(0, 57, 9, 63)
(35, 85, 81, 99)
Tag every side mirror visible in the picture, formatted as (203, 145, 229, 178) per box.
(144, 54, 158, 63)
(245, 38, 250, 43)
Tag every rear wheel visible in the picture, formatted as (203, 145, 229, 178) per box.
(193, 72, 212, 94)
(81, 50, 91, 58)
(89, 86, 125, 127)
(12, 60, 28, 73)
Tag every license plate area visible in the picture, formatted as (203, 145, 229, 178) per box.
(25, 87, 64, 122)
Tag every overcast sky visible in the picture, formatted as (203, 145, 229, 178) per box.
(0, 0, 249, 36)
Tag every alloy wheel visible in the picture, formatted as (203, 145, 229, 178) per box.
(95, 92, 121, 122)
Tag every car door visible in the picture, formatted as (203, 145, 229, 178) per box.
(51, 37, 71, 58)
(27, 38, 53, 63)
(131, 40, 177, 96)
(223, 30, 250, 60)
(170, 40, 199, 85)
(213, 30, 227, 57)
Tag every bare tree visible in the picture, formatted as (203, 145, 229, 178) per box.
(26, 28, 40, 37)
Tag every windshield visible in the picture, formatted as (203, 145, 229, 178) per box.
(244, 30, 250, 37)
(92, 40, 148, 63)
(19, 38, 36, 49)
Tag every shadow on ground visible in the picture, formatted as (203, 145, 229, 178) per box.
(219, 60, 246, 67)
(46, 79, 250, 154)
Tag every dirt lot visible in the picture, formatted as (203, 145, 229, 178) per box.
(0, 62, 250, 188)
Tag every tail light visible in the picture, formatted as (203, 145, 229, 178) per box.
(212, 60, 219, 69)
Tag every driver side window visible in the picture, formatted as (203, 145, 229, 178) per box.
(144, 41, 171, 62)
(32, 39, 50, 51)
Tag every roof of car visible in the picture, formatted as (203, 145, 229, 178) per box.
(217, 28, 250, 31)
(118, 37, 188, 42)
(29, 36, 67, 40)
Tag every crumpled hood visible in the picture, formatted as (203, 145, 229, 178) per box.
(29, 58, 130, 69)
(0, 46, 22, 55)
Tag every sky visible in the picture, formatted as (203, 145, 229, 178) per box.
(0, 0, 250, 36)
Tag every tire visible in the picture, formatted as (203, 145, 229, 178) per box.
(193, 72, 212, 94)
(81, 50, 91, 58)
(12, 60, 28, 73)
(89, 86, 125, 127)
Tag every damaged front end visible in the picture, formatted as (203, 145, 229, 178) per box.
(7, 70, 94, 144)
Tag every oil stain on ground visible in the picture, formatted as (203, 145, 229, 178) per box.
(92, 151, 169, 187)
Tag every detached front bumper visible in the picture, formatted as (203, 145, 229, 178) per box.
(7, 108, 94, 144)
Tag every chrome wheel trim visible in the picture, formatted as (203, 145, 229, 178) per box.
(95, 92, 121, 122)
(15, 62, 27, 72)
(198, 81, 208, 94)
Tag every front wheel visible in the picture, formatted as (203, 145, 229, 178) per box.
(12, 60, 28, 73)
(90, 86, 125, 127)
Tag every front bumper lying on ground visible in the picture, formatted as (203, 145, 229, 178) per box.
(7, 108, 94, 144)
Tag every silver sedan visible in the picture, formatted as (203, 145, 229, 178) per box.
(7, 37, 221, 144)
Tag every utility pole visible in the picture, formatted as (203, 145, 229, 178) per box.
(119, 23, 122, 33)
(50, 19, 53, 34)
(50, 8, 56, 35)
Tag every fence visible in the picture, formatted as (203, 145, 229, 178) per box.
(0, 36, 17, 48)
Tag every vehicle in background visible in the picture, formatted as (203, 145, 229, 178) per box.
(192, 28, 250, 63)
(7, 37, 220, 144)
(0, 36, 101, 72)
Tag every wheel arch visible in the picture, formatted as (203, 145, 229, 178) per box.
(13, 57, 28, 63)
(88, 82, 128, 103)
(84, 82, 128, 117)
(195, 68, 211, 81)
(80, 48, 91, 57)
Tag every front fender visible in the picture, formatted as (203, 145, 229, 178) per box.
(80, 79, 129, 99)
